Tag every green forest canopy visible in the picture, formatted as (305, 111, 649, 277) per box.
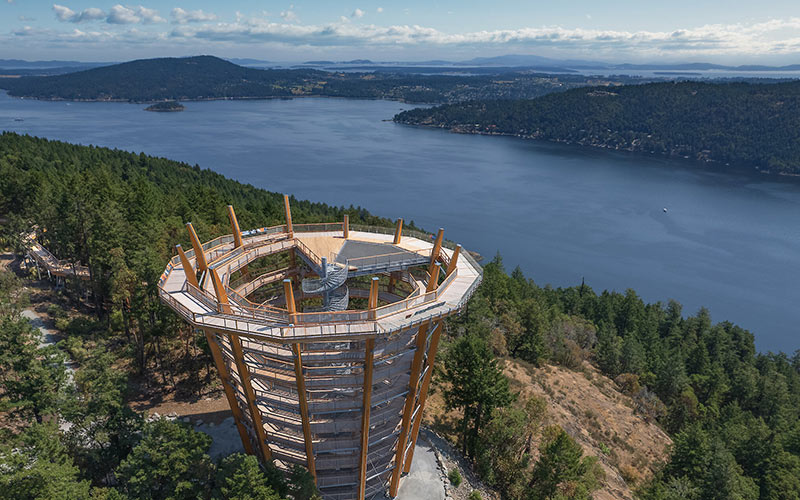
(1, 133, 799, 500)
(394, 80, 800, 174)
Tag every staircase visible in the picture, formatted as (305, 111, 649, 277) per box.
(327, 285, 349, 311)
(302, 258, 349, 312)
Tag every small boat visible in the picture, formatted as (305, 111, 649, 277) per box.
(13, 117, 23, 122)
(663, 207, 668, 213)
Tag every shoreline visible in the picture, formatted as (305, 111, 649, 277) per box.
(2, 92, 434, 106)
(393, 121, 800, 179)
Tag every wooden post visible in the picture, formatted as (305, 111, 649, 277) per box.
(388, 272, 397, 294)
(403, 321, 444, 472)
(210, 268, 231, 314)
(203, 329, 254, 456)
(368, 276, 379, 319)
(284, 194, 293, 237)
(230, 333, 273, 461)
(227, 205, 244, 248)
(445, 244, 461, 276)
(289, 248, 297, 286)
(343, 214, 349, 239)
(426, 263, 441, 293)
(186, 222, 208, 272)
(428, 228, 444, 274)
(175, 244, 199, 288)
(390, 321, 429, 496)
(283, 279, 297, 324)
(357, 338, 376, 500)
(292, 343, 316, 481)
(393, 218, 403, 245)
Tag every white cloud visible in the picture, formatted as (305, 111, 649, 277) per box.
(280, 5, 298, 23)
(107, 5, 139, 24)
(352, 8, 364, 19)
(78, 7, 106, 22)
(171, 7, 217, 24)
(19, 13, 800, 61)
(164, 16, 800, 59)
(53, 4, 106, 22)
(53, 4, 77, 21)
(135, 6, 165, 24)
(376, 7, 383, 13)
(53, 4, 164, 24)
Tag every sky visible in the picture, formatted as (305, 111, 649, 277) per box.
(2, 1, 800, 64)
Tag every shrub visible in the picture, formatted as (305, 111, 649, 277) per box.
(448, 468, 462, 487)
(47, 303, 66, 319)
(619, 464, 640, 485)
(64, 317, 103, 338)
(615, 373, 642, 396)
(55, 317, 70, 332)
(469, 491, 482, 500)
(58, 336, 88, 363)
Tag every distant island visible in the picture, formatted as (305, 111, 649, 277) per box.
(145, 101, 184, 112)
(0, 55, 646, 104)
(394, 80, 800, 175)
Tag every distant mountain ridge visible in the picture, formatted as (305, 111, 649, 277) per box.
(4, 54, 799, 73)
(0, 59, 111, 69)
(454, 54, 800, 71)
(0, 54, 626, 103)
(0, 55, 326, 101)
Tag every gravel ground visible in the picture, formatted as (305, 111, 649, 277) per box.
(393, 433, 446, 500)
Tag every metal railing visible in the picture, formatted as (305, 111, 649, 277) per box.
(158, 219, 482, 338)
(293, 222, 344, 233)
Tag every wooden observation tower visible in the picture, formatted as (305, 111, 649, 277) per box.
(157, 196, 482, 500)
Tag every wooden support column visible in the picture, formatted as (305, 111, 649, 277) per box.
(426, 263, 441, 293)
(227, 205, 249, 277)
(283, 279, 297, 324)
(186, 222, 208, 272)
(227, 205, 244, 248)
(292, 343, 316, 480)
(393, 218, 403, 245)
(175, 244, 199, 288)
(390, 321, 430, 497)
(343, 214, 350, 239)
(445, 244, 461, 276)
(284, 194, 293, 237)
(428, 228, 444, 274)
(403, 321, 444, 472)
(203, 329, 254, 456)
(358, 338, 376, 500)
(368, 276, 379, 319)
(388, 272, 397, 294)
(230, 333, 273, 461)
(209, 268, 231, 314)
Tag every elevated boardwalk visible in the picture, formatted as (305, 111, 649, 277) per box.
(159, 227, 481, 343)
(22, 230, 90, 280)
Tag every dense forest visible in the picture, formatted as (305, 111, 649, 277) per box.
(394, 80, 800, 174)
(1, 134, 799, 499)
(0, 55, 626, 104)
(448, 256, 800, 500)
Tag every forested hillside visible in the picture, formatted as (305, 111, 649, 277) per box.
(0, 132, 396, 374)
(394, 80, 800, 174)
(0, 55, 618, 104)
(442, 256, 800, 500)
(1, 134, 798, 500)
